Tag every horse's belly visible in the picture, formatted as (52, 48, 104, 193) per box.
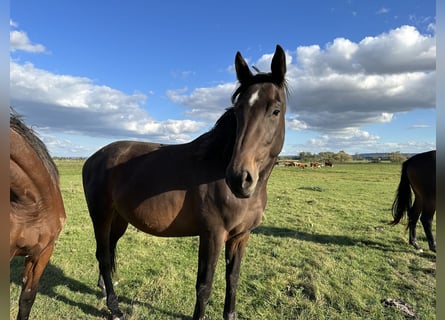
(116, 190, 199, 237)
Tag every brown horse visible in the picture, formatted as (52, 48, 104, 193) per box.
(82, 45, 287, 320)
(391, 150, 436, 252)
(10, 109, 66, 320)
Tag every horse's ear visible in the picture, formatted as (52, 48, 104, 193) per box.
(271, 45, 286, 85)
(235, 51, 253, 84)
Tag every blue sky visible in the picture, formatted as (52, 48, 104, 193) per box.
(10, 0, 436, 157)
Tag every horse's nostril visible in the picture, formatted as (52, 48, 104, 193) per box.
(242, 170, 253, 186)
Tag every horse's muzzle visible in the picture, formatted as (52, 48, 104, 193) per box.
(225, 168, 257, 198)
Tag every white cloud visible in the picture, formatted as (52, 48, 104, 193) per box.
(286, 117, 308, 131)
(10, 61, 205, 142)
(427, 23, 436, 33)
(10, 21, 47, 53)
(376, 7, 390, 14)
(283, 127, 382, 155)
(10, 30, 47, 53)
(357, 25, 435, 73)
(409, 124, 432, 129)
(284, 124, 435, 156)
(167, 83, 237, 121)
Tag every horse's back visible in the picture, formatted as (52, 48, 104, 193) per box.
(84, 140, 162, 170)
(83, 140, 161, 188)
(82, 140, 203, 236)
(406, 150, 436, 200)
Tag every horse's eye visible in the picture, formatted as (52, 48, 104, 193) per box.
(273, 109, 280, 116)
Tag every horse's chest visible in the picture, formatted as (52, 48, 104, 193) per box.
(201, 184, 266, 233)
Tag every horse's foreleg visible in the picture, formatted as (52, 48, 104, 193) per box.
(223, 232, 250, 320)
(408, 200, 422, 250)
(192, 232, 225, 320)
(420, 203, 436, 252)
(17, 245, 54, 320)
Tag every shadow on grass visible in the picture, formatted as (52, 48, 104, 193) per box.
(10, 258, 192, 319)
(252, 225, 429, 254)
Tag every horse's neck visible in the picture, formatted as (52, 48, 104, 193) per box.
(193, 124, 236, 165)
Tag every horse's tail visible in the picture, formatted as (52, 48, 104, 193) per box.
(110, 243, 117, 275)
(390, 161, 412, 227)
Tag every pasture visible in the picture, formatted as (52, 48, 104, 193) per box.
(10, 160, 436, 319)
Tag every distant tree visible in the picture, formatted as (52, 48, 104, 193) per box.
(353, 152, 363, 161)
(299, 151, 313, 162)
(319, 151, 335, 161)
(389, 151, 407, 163)
(335, 150, 352, 162)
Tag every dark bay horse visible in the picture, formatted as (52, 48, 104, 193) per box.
(82, 45, 287, 320)
(391, 150, 436, 252)
(10, 109, 66, 320)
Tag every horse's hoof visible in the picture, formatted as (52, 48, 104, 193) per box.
(410, 241, 422, 252)
(224, 312, 236, 320)
(111, 313, 124, 320)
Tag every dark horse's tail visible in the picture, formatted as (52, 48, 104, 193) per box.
(390, 161, 412, 227)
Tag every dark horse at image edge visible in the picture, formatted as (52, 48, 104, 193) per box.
(391, 150, 436, 252)
(82, 45, 287, 319)
(10, 108, 67, 320)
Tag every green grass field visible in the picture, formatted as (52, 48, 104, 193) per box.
(10, 160, 436, 319)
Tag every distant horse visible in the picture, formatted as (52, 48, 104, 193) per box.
(325, 160, 333, 167)
(10, 109, 66, 320)
(391, 150, 436, 252)
(82, 45, 287, 320)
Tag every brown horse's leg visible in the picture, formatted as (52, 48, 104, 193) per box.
(223, 232, 250, 320)
(98, 214, 129, 298)
(408, 199, 422, 250)
(17, 244, 54, 320)
(192, 232, 225, 320)
(93, 217, 124, 320)
(420, 202, 436, 252)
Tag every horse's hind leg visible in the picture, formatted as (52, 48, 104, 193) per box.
(408, 199, 422, 251)
(98, 214, 129, 297)
(420, 201, 436, 252)
(92, 212, 125, 320)
(17, 244, 54, 320)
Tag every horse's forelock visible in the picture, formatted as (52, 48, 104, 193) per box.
(231, 73, 287, 105)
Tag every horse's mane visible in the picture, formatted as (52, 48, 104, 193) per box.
(10, 107, 59, 181)
(194, 107, 237, 163)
